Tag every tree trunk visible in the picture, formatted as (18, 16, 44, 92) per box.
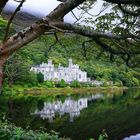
(0, 56, 8, 95)
(0, 63, 4, 95)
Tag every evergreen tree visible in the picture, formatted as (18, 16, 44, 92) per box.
(37, 72, 44, 83)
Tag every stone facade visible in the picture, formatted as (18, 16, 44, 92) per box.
(30, 59, 87, 82)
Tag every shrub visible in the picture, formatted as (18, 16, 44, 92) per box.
(16, 72, 38, 85)
(43, 81, 55, 88)
(70, 80, 81, 88)
(119, 72, 134, 87)
(57, 79, 67, 88)
(131, 77, 139, 87)
(0, 119, 69, 140)
(114, 80, 123, 86)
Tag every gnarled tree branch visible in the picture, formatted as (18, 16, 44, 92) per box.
(53, 22, 140, 40)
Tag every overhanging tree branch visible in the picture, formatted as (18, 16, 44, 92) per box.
(53, 22, 140, 40)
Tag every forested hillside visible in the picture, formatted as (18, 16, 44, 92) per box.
(0, 16, 140, 87)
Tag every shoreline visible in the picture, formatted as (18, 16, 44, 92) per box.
(3, 85, 128, 96)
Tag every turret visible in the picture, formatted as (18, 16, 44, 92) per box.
(68, 58, 73, 68)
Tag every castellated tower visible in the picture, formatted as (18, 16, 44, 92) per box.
(68, 58, 73, 68)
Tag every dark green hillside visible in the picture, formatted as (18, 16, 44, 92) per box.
(0, 17, 7, 40)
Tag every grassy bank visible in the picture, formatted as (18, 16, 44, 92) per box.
(3, 84, 128, 96)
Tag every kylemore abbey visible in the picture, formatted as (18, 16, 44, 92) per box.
(31, 59, 88, 82)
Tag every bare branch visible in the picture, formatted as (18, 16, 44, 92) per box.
(3, 0, 26, 42)
(78, 3, 110, 17)
(81, 39, 93, 59)
(93, 37, 133, 66)
(54, 33, 66, 49)
(93, 38, 123, 54)
(48, 25, 73, 33)
(71, 10, 79, 21)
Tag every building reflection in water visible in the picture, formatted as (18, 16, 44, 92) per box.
(33, 94, 102, 122)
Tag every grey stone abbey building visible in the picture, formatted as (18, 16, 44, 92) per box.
(31, 59, 87, 83)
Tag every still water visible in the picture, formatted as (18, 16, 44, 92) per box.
(0, 88, 140, 140)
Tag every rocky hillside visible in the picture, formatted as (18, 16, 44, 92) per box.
(2, 10, 40, 30)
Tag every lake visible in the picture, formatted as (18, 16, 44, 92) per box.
(0, 88, 140, 140)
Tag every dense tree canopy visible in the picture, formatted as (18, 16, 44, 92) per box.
(0, 0, 140, 92)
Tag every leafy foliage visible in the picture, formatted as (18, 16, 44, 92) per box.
(57, 79, 67, 88)
(0, 119, 69, 140)
(0, 17, 7, 40)
(70, 80, 81, 88)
